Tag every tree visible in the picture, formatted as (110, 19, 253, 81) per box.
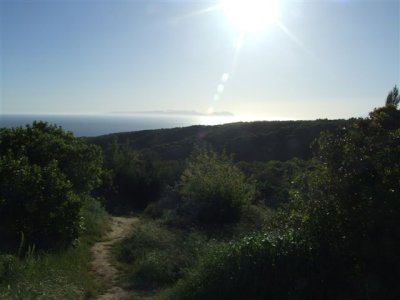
(385, 85, 399, 107)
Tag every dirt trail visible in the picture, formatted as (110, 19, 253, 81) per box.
(91, 216, 138, 300)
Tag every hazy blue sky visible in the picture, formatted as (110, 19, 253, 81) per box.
(1, 0, 399, 119)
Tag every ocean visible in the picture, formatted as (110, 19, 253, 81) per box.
(0, 114, 240, 137)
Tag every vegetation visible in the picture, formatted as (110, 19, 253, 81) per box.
(0, 122, 103, 249)
(0, 197, 108, 300)
(237, 158, 308, 208)
(99, 140, 162, 212)
(1, 87, 399, 299)
(386, 84, 399, 107)
(89, 119, 347, 162)
(116, 221, 208, 291)
(178, 147, 254, 225)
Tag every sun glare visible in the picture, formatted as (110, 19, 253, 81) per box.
(221, 0, 280, 33)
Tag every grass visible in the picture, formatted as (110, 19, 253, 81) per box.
(0, 197, 108, 300)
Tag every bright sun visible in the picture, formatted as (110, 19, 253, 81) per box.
(221, 0, 280, 33)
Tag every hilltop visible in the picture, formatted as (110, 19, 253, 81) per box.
(88, 119, 348, 162)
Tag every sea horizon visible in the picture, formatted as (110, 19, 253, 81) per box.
(0, 113, 294, 137)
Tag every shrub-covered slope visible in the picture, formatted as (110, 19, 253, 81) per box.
(89, 119, 347, 162)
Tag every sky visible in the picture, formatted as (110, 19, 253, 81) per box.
(1, 0, 399, 120)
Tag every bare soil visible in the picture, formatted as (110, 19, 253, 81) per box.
(91, 216, 138, 300)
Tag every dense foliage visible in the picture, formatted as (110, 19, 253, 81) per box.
(0, 122, 103, 194)
(238, 158, 308, 208)
(0, 157, 80, 249)
(0, 122, 103, 249)
(89, 119, 346, 162)
(100, 140, 162, 212)
(1, 88, 399, 299)
(116, 221, 208, 290)
(294, 103, 400, 298)
(172, 231, 315, 300)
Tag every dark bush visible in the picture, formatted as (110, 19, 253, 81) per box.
(101, 140, 162, 212)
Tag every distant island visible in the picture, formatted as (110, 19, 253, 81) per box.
(110, 110, 234, 117)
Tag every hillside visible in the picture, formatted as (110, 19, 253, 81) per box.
(88, 119, 348, 162)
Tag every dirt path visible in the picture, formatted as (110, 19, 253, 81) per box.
(91, 216, 138, 300)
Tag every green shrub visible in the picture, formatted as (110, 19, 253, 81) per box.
(178, 147, 254, 225)
(295, 104, 400, 298)
(117, 221, 180, 289)
(0, 255, 19, 282)
(131, 250, 180, 289)
(143, 202, 163, 219)
(233, 204, 273, 235)
(238, 159, 307, 208)
(80, 196, 108, 243)
(0, 157, 81, 249)
(116, 220, 210, 292)
(0, 122, 104, 249)
(101, 141, 162, 212)
(171, 230, 320, 300)
(118, 221, 177, 264)
(0, 122, 103, 195)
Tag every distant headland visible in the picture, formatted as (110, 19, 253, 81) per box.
(110, 110, 234, 117)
